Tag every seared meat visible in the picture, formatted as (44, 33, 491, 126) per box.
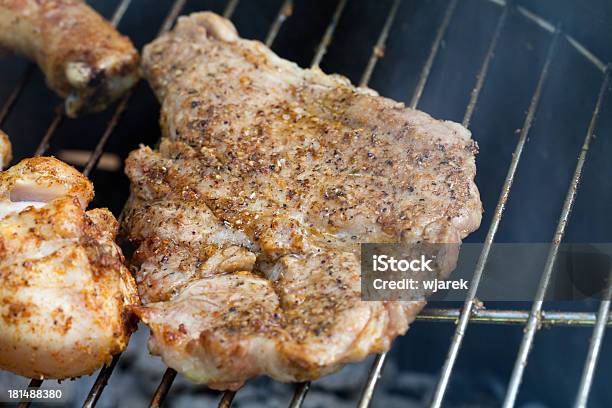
(0, 0, 139, 117)
(0, 156, 138, 379)
(124, 12, 481, 389)
(0, 130, 11, 169)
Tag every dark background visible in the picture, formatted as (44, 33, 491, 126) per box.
(1, 0, 612, 406)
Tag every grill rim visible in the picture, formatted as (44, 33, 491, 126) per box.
(1, 0, 610, 407)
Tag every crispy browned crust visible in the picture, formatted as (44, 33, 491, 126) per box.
(0, 0, 140, 116)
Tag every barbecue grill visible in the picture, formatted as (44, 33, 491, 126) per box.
(1, 0, 611, 406)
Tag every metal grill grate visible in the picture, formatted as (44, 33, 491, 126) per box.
(1, 0, 610, 407)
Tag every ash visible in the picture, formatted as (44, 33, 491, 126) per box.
(0, 324, 502, 407)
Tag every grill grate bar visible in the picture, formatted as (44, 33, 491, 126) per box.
(357, 353, 387, 408)
(34, 106, 64, 156)
(157, 0, 188, 37)
(418, 308, 612, 326)
(288, 382, 310, 408)
(218, 391, 237, 408)
(462, 1, 510, 127)
(431, 20, 561, 408)
(565, 35, 606, 73)
(217, 390, 235, 407)
(265, 0, 293, 47)
(310, 0, 348, 68)
(575, 291, 612, 408)
(223, 0, 240, 19)
(16, 379, 43, 408)
(149, 368, 177, 408)
(0, 65, 34, 127)
(575, 202, 612, 407)
(82, 354, 121, 408)
(109, 0, 133, 27)
(503, 61, 610, 408)
(82, 96, 130, 177)
(358, 0, 401, 87)
(409, 0, 458, 109)
(500, 33, 604, 408)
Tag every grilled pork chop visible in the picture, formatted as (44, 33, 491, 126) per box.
(124, 12, 482, 390)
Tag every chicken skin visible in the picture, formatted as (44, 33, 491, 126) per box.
(0, 0, 140, 117)
(0, 156, 138, 379)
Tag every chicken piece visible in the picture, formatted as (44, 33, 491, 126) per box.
(124, 12, 482, 389)
(0, 0, 140, 117)
(0, 130, 11, 169)
(0, 156, 138, 379)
